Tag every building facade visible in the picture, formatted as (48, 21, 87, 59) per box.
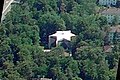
(100, 8, 120, 23)
(1, 0, 19, 22)
(107, 25, 120, 42)
(99, 0, 117, 6)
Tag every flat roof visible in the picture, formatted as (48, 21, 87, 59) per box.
(49, 30, 75, 41)
(50, 30, 75, 37)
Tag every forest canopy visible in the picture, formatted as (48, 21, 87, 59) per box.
(0, 0, 119, 80)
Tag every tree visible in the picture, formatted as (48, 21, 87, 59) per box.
(0, 0, 119, 79)
(67, 58, 80, 76)
(1, 61, 26, 80)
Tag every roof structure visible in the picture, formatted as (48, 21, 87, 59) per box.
(103, 45, 113, 53)
(100, 8, 120, 15)
(109, 25, 120, 33)
(49, 30, 75, 44)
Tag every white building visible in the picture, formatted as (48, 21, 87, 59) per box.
(98, 0, 117, 6)
(1, 0, 13, 21)
(1, 0, 19, 22)
(48, 30, 75, 48)
(100, 8, 120, 23)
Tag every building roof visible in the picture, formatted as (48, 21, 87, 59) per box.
(109, 25, 120, 33)
(103, 45, 113, 53)
(100, 8, 120, 15)
(49, 30, 75, 43)
(43, 49, 51, 52)
(3, 0, 14, 13)
(64, 52, 70, 57)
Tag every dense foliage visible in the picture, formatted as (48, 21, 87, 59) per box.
(0, 0, 119, 80)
